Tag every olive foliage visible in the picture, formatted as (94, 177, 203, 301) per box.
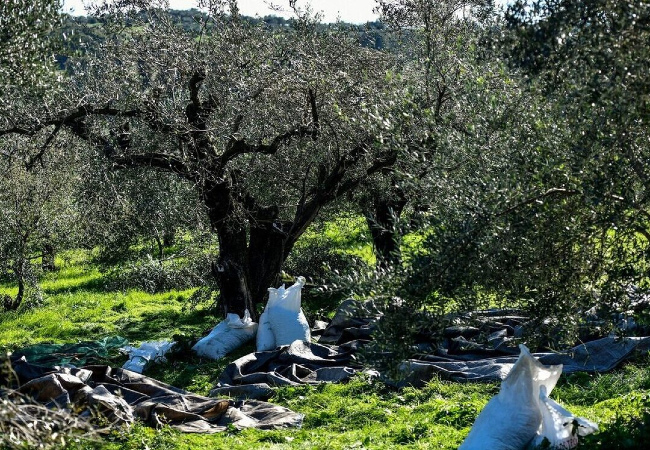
(0, 135, 79, 310)
(351, 0, 649, 363)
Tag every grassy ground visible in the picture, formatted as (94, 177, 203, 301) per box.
(1, 251, 649, 449)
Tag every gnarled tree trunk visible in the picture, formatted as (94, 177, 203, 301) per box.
(212, 224, 292, 321)
(42, 243, 56, 272)
(366, 192, 408, 268)
(3, 261, 26, 311)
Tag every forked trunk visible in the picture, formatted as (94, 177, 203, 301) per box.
(213, 225, 257, 319)
(213, 222, 292, 321)
(247, 222, 289, 306)
(204, 180, 314, 320)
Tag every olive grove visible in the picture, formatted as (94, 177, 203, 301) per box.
(0, 0, 647, 344)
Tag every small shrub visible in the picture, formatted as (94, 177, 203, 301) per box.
(359, 298, 446, 380)
(105, 253, 212, 293)
(283, 240, 369, 285)
(1, 356, 100, 450)
(579, 393, 650, 449)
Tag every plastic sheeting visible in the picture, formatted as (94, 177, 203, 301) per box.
(8, 336, 128, 367)
(6, 358, 304, 434)
(214, 300, 650, 398)
(121, 340, 176, 373)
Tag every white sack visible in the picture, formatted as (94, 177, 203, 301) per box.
(459, 345, 597, 450)
(192, 310, 258, 360)
(267, 277, 311, 347)
(121, 340, 176, 374)
(256, 286, 283, 352)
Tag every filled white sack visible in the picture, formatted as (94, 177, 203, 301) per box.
(459, 345, 597, 450)
(256, 285, 283, 352)
(267, 276, 311, 347)
(121, 340, 176, 374)
(192, 309, 258, 360)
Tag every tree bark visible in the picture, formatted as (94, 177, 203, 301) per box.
(247, 221, 290, 305)
(42, 243, 56, 272)
(154, 235, 164, 259)
(211, 223, 292, 321)
(163, 229, 175, 247)
(203, 178, 304, 320)
(211, 223, 255, 319)
(366, 193, 408, 268)
(3, 262, 25, 311)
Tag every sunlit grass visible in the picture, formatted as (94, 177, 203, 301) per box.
(0, 251, 215, 352)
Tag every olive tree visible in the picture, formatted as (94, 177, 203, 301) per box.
(0, 135, 78, 310)
(75, 162, 208, 263)
(493, 0, 650, 333)
(357, 0, 498, 267)
(357, 0, 650, 352)
(0, 0, 402, 318)
(503, 0, 650, 243)
(0, 0, 62, 92)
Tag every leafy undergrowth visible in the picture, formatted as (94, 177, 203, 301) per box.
(1, 251, 649, 449)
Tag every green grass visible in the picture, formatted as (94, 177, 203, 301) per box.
(2, 250, 650, 449)
(0, 251, 219, 352)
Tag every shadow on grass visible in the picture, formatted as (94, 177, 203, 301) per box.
(120, 307, 220, 342)
(41, 275, 108, 296)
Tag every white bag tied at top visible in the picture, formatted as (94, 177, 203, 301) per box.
(192, 309, 258, 360)
(266, 277, 311, 348)
(459, 345, 598, 450)
(256, 285, 283, 352)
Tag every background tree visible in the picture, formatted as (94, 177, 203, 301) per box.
(490, 0, 650, 336)
(357, 0, 497, 267)
(351, 0, 650, 360)
(0, 135, 78, 310)
(75, 163, 208, 264)
(0, 0, 62, 92)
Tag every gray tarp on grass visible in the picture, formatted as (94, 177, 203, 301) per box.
(213, 340, 360, 398)
(213, 300, 650, 396)
(5, 358, 303, 434)
(400, 336, 650, 386)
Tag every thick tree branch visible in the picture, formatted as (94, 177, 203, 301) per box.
(25, 122, 62, 170)
(221, 124, 317, 166)
(110, 152, 192, 176)
(221, 89, 319, 167)
(335, 151, 399, 198)
(308, 88, 319, 140)
(288, 143, 397, 243)
(0, 105, 140, 138)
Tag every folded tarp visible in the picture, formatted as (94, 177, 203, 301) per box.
(214, 299, 650, 394)
(6, 358, 303, 434)
(212, 340, 361, 398)
(400, 336, 650, 386)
